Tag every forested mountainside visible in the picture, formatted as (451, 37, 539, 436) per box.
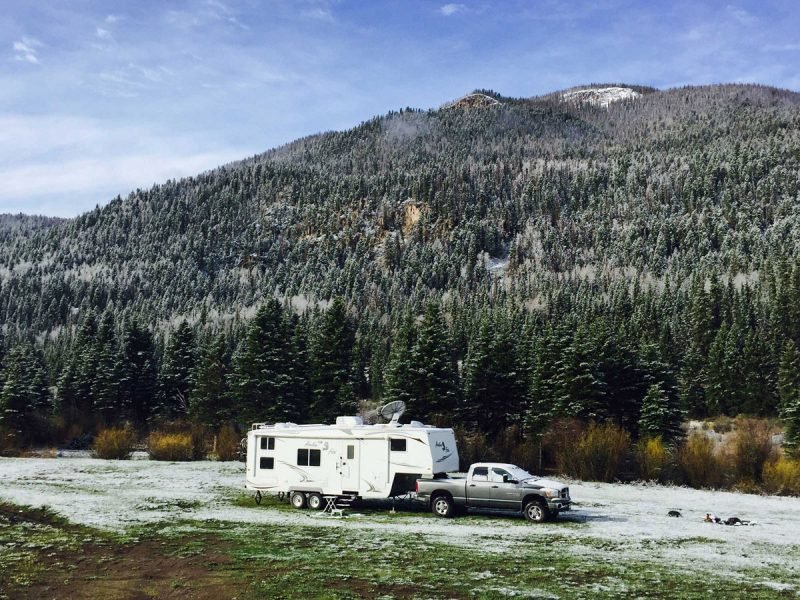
(2, 83, 800, 448)
(0, 214, 65, 244)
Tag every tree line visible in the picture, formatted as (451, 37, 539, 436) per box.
(2, 288, 799, 455)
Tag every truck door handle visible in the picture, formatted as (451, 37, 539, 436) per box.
(469, 484, 476, 487)
(491, 485, 498, 488)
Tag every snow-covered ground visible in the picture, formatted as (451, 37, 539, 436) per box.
(1, 457, 798, 588)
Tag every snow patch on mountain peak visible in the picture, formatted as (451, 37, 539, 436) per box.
(442, 93, 501, 110)
(561, 86, 640, 108)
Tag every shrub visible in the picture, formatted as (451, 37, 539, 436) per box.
(723, 417, 774, 484)
(711, 415, 734, 434)
(677, 432, 723, 488)
(572, 422, 631, 482)
(215, 424, 241, 461)
(188, 423, 211, 460)
(148, 431, 194, 461)
(93, 426, 137, 460)
(763, 456, 800, 496)
(541, 418, 588, 475)
(634, 436, 670, 482)
(0, 426, 21, 457)
(148, 421, 210, 460)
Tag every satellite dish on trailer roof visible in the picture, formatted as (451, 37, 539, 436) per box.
(378, 400, 406, 423)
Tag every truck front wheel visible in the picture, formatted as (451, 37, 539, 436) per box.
(290, 491, 307, 509)
(431, 494, 455, 518)
(524, 500, 550, 523)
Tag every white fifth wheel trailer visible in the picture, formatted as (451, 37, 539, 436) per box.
(244, 402, 459, 509)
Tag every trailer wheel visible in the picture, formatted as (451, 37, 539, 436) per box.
(290, 491, 307, 509)
(307, 493, 323, 510)
(524, 500, 550, 523)
(255, 491, 262, 505)
(431, 494, 455, 518)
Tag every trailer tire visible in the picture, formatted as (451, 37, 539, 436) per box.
(523, 500, 550, 523)
(255, 491, 262, 505)
(307, 493, 323, 510)
(431, 494, 455, 518)
(290, 491, 307, 509)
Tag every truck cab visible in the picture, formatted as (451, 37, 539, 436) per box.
(416, 463, 571, 522)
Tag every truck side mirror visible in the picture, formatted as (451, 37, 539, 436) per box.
(503, 474, 510, 483)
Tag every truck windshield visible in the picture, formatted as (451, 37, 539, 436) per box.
(507, 466, 536, 481)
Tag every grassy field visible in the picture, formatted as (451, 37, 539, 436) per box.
(1, 457, 798, 599)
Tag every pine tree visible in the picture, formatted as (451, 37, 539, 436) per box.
(463, 313, 526, 432)
(525, 325, 564, 435)
(0, 345, 50, 444)
(781, 391, 800, 458)
(638, 382, 684, 443)
(382, 311, 417, 407)
(190, 333, 231, 428)
(92, 310, 122, 425)
(309, 297, 355, 423)
(60, 312, 98, 430)
(156, 321, 196, 420)
(704, 323, 729, 415)
(778, 340, 800, 413)
(556, 325, 607, 421)
(119, 319, 157, 427)
(230, 300, 303, 424)
(408, 303, 459, 423)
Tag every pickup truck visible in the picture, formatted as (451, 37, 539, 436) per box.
(416, 463, 571, 522)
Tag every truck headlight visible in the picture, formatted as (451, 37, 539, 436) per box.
(543, 488, 559, 498)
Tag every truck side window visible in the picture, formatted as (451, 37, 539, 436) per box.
(259, 457, 274, 470)
(390, 438, 406, 452)
(491, 468, 509, 483)
(298, 449, 321, 466)
(260, 437, 275, 450)
(472, 467, 488, 481)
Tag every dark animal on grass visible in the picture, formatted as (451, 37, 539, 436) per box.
(667, 510, 682, 518)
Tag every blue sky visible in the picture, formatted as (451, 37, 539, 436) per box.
(2, 0, 799, 218)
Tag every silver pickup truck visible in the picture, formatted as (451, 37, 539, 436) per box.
(416, 462, 571, 522)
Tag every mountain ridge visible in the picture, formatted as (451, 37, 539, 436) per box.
(1, 82, 799, 339)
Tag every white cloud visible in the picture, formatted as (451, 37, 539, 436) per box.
(439, 3, 465, 16)
(105, 14, 121, 24)
(96, 27, 112, 40)
(726, 5, 756, 25)
(0, 115, 253, 217)
(763, 43, 800, 52)
(12, 37, 42, 64)
(302, 7, 334, 22)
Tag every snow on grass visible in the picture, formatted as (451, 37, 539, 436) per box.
(1, 457, 799, 584)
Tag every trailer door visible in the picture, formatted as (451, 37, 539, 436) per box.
(339, 441, 360, 493)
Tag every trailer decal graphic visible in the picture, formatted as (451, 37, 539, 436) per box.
(276, 460, 312, 482)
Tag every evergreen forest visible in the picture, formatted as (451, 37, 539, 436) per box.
(1, 83, 800, 457)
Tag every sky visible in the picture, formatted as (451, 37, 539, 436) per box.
(2, 0, 799, 218)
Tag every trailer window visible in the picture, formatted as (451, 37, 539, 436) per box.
(260, 437, 275, 450)
(297, 449, 321, 466)
(390, 438, 406, 452)
(347, 445, 355, 460)
(259, 457, 274, 470)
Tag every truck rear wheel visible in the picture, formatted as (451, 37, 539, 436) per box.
(524, 500, 550, 522)
(431, 494, 455, 518)
(307, 493, 323, 510)
(290, 491, 307, 509)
